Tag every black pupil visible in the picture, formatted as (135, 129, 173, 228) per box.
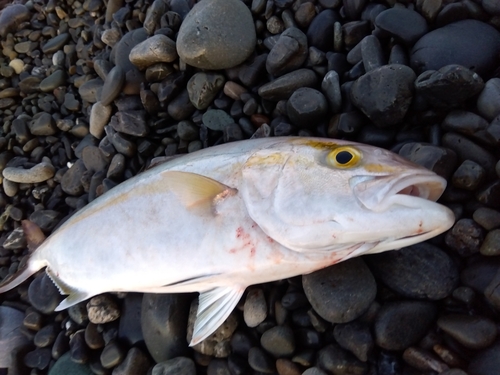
(336, 150, 353, 164)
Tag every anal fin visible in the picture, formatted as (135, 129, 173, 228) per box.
(46, 268, 91, 311)
(190, 285, 245, 346)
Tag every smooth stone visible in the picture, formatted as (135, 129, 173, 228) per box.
(19, 76, 42, 94)
(117, 293, 143, 347)
(40, 70, 66, 92)
(85, 323, 104, 350)
(445, 218, 484, 257)
(0, 4, 30, 37)
(42, 33, 71, 54)
(24, 348, 52, 370)
(443, 110, 489, 138)
(415, 65, 484, 108)
(286, 87, 328, 128)
(28, 273, 62, 314)
(243, 288, 267, 328)
(266, 27, 308, 77)
(260, 326, 295, 357)
(361, 35, 385, 72)
(29, 210, 61, 231)
(350, 64, 415, 127)
(87, 295, 120, 324)
(302, 258, 376, 323)
(468, 341, 500, 375)
(152, 357, 196, 375)
(112, 347, 152, 375)
(176, 0, 256, 69)
(258, 68, 318, 101)
(64, 93, 81, 112)
(374, 301, 437, 351)
(177, 120, 199, 141)
(477, 181, 500, 209)
(375, 8, 428, 45)
(167, 88, 196, 121)
(366, 243, 459, 300)
(100, 341, 125, 369)
(248, 347, 275, 373)
(0, 306, 30, 368)
(29, 113, 57, 136)
(34, 324, 59, 348)
(411, 20, 500, 77)
(437, 314, 497, 349)
(477, 78, 500, 121)
(474, 207, 500, 230)
(48, 351, 93, 375)
(109, 110, 148, 137)
(81, 146, 108, 173)
(3, 227, 26, 249)
(106, 127, 137, 157)
(481, 230, 500, 256)
(70, 331, 88, 363)
(316, 344, 368, 374)
(452, 160, 485, 191)
(306, 9, 341, 52)
(100, 65, 125, 106)
(202, 109, 234, 131)
(398, 142, 457, 180)
(3, 162, 55, 183)
(89, 101, 112, 139)
(61, 159, 87, 196)
(239, 53, 268, 87)
(187, 72, 225, 110)
(79, 78, 104, 103)
(333, 321, 374, 362)
(129, 34, 178, 70)
(461, 256, 500, 294)
(142, 294, 191, 363)
(111, 28, 149, 72)
(144, 0, 165, 34)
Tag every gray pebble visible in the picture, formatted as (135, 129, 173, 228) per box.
(79, 78, 104, 103)
(111, 28, 148, 73)
(333, 321, 373, 362)
(350, 64, 415, 127)
(0, 4, 30, 38)
(29, 112, 57, 136)
(112, 347, 152, 375)
(473, 207, 500, 230)
(144, 0, 165, 35)
(64, 93, 81, 112)
(480, 229, 500, 256)
(40, 70, 66, 92)
(176, 0, 256, 69)
(316, 344, 368, 375)
(187, 72, 225, 110)
(24, 348, 52, 370)
(89, 101, 112, 139)
(258, 69, 318, 101)
(477, 78, 500, 121)
(107, 153, 126, 180)
(61, 159, 87, 196)
(106, 127, 137, 158)
(87, 295, 120, 324)
(28, 273, 62, 314)
(243, 288, 267, 328)
(260, 325, 295, 357)
(303, 367, 328, 375)
(468, 340, 500, 375)
(374, 301, 436, 351)
(42, 33, 71, 54)
(202, 109, 234, 131)
(437, 314, 497, 350)
(361, 35, 385, 72)
(375, 8, 428, 45)
(3, 161, 55, 183)
(445, 218, 484, 257)
(100, 341, 125, 369)
(477, 180, 500, 209)
(0, 306, 30, 368)
(223, 123, 244, 143)
(248, 347, 275, 373)
(3, 227, 26, 249)
(34, 324, 58, 348)
(485, 269, 500, 312)
(266, 27, 308, 77)
(152, 357, 196, 375)
(167, 88, 196, 121)
(100, 65, 125, 106)
(287, 87, 328, 128)
(129, 34, 178, 70)
(82, 146, 108, 173)
(452, 160, 485, 191)
(49, 351, 93, 374)
(398, 142, 457, 180)
(302, 258, 376, 323)
(2, 178, 18, 197)
(110, 110, 148, 137)
(85, 322, 104, 350)
(443, 110, 489, 139)
(306, 9, 340, 52)
(29, 209, 61, 231)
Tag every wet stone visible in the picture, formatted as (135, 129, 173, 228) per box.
(480, 229, 500, 256)
(85, 323, 104, 350)
(28, 273, 62, 314)
(29, 113, 57, 136)
(375, 8, 428, 45)
(411, 20, 500, 77)
(415, 65, 484, 108)
(266, 27, 308, 77)
(374, 301, 437, 351)
(176, 0, 256, 70)
(398, 142, 457, 180)
(445, 218, 485, 257)
(286, 87, 328, 128)
(107, 153, 126, 180)
(302, 258, 376, 323)
(365, 243, 459, 300)
(3, 161, 55, 184)
(100, 65, 125, 106)
(474, 207, 500, 230)
(333, 321, 374, 362)
(243, 288, 267, 328)
(187, 72, 225, 110)
(110, 110, 148, 137)
(24, 309, 43, 330)
(437, 314, 497, 350)
(152, 357, 196, 375)
(477, 78, 500, 121)
(129, 34, 178, 70)
(350, 64, 416, 127)
(261, 325, 295, 357)
(452, 160, 485, 191)
(3, 227, 25, 249)
(248, 347, 275, 373)
(402, 347, 448, 373)
(259, 69, 318, 101)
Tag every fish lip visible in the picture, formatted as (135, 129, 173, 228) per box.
(350, 171, 447, 211)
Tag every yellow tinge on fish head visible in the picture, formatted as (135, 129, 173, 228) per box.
(0, 137, 455, 346)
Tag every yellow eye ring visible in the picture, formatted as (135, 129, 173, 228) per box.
(326, 146, 362, 168)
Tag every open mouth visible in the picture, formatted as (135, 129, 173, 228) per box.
(350, 172, 447, 211)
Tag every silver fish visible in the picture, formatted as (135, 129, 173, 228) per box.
(0, 137, 455, 345)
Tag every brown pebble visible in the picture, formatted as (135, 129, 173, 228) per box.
(432, 344, 468, 368)
(223, 81, 247, 100)
(402, 347, 449, 372)
(251, 113, 270, 127)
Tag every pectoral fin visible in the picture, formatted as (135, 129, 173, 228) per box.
(162, 171, 237, 210)
(46, 268, 91, 311)
(190, 286, 245, 346)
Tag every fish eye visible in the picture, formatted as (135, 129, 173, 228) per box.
(326, 146, 362, 168)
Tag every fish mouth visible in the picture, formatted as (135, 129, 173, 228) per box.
(350, 172, 447, 211)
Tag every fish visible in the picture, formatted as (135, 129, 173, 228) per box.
(0, 137, 455, 345)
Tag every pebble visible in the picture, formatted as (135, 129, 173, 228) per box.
(302, 367, 328, 375)
(477, 181, 500, 209)
(243, 288, 267, 328)
(100, 65, 125, 106)
(474, 207, 500, 231)
(374, 301, 437, 351)
(452, 160, 485, 191)
(468, 341, 500, 375)
(258, 68, 318, 101)
(89, 101, 112, 139)
(350, 64, 416, 127)
(176, 0, 256, 69)
(2, 178, 18, 197)
(111, 28, 149, 73)
(100, 341, 126, 368)
(286, 87, 328, 128)
(29, 112, 57, 136)
(445, 218, 484, 257)
(307, 9, 340, 52)
(81, 146, 108, 173)
(85, 323, 104, 349)
(302, 258, 377, 323)
(129, 34, 178, 70)
(61, 159, 87, 196)
(28, 273, 62, 314)
(117, 293, 143, 347)
(260, 325, 295, 357)
(411, 20, 500, 77)
(402, 347, 448, 373)
(374, 8, 428, 45)
(0, 306, 30, 368)
(333, 321, 374, 362)
(87, 295, 120, 324)
(415, 65, 484, 108)
(322, 70, 342, 113)
(48, 351, 93, 375)
(0, 4, 30, 37)
(30, 209, 61, 231)
(477, 78, 500, 121)
(34, 324, 59, 348)
(398, 142, 457, 179)
(42, 33, 71, 54)
(187, 72, 225, 110)
(3, 161, 55, 183)
(365, 243, 458, 300)
(202, 109, 234, 131)
(437, 314, 497, 349)
(316, 344, 368, 374)
(79, 78, 104, 103)
(40, 70, 67, 92)
(24, 348, 52, 370)
(112, 347, 152, 375)
(266, 27, 308, 77)
(248, 347, 275, 373)
(152, 357, 196, 375)
(110, 110, 148, 137)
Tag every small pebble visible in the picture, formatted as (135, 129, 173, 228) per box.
(87, 295, 120, 324)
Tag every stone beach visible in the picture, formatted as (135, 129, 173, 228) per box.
(0, 0, 499, 374)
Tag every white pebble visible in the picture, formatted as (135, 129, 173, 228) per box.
(243, 288, 267, 328)
(89, 101, 112, 139)
(2, 162, 55, 184)
(9, 59, 24, 74)
(2, 178, 19, 197)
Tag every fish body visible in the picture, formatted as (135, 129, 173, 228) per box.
(0, 137, 455, 345)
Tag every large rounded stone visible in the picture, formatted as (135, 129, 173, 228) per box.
(176, 0, 256, 69)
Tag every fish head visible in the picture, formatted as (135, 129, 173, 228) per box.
(240, 137, 455, 255)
